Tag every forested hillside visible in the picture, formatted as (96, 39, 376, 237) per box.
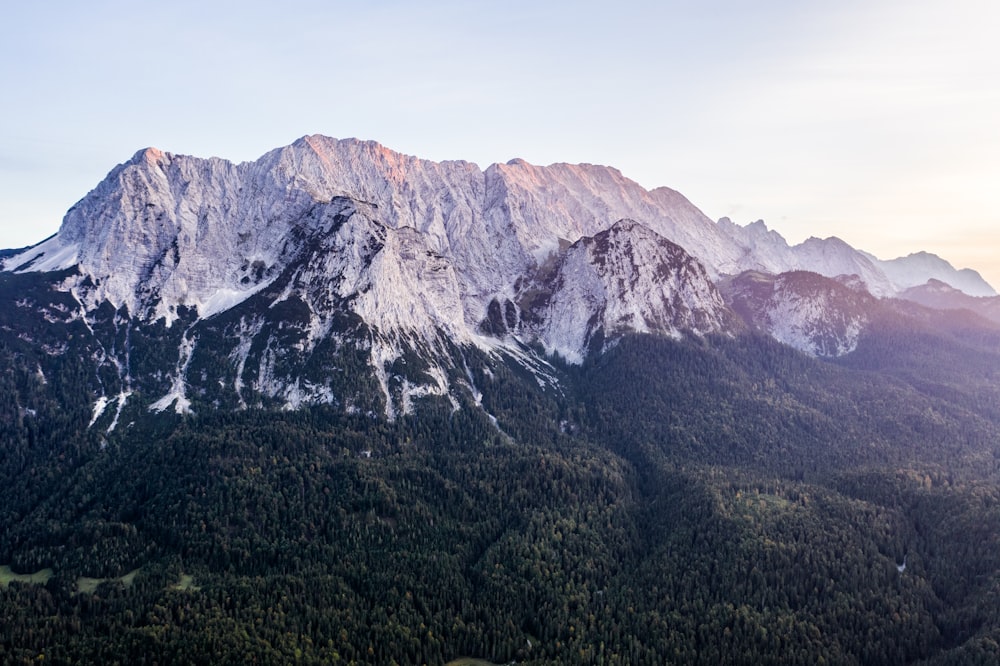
(4, 320, 1000, 664)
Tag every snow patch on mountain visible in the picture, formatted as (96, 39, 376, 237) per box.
(149, 331, 196, 414)
(89, 396, 109, 428)
(3, 235, 80, 273)
(399, 365, 451, 416)
(276, 379, 336, 412)
(106, 390, 132, 433)
(199, 281, 278, 320)
(229, 317, 263, 408)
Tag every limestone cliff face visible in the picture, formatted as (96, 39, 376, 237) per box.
(5, 136, 746, 331)
(722, 270, 879, 357)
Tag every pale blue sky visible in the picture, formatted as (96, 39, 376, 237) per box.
(3, 0, 999, 285)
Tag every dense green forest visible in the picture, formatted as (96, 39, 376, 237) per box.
(4, 319, 1000, 664)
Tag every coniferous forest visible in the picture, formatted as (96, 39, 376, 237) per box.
(4, 280, 1000, 664)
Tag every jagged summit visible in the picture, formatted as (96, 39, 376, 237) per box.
(522, 219, 735, 363)
(0, 138, 746, 420)
(132, 146, 168, 164)
(3, 136, 740, 325)
(715, 218, 897, 297)
(9, 135, 985, 307)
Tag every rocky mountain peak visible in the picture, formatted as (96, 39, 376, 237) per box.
(722, 270, 880, 357)
(518, 220, 737, 363)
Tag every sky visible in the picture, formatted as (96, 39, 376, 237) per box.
(2, 0, 999, 286)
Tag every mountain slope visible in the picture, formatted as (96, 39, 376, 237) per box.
(5, 326, 1000, 664)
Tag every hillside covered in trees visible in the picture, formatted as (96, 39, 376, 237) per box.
(4, 312, 1000, 664)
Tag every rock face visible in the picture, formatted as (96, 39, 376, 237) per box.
(4, 137, 748, 329)
(722, 271, 880, 357)
(1, 139, 745, 420)
(514, 220, 737, 363)
(1, 136, 995, 419)
(13, 136, 983, 327)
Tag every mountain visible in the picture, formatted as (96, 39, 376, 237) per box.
(871, 251, 997, 297)
(0, 138, 744, 420)
(3, 138, 748, 327)
(513, 219, 737, 363)
(3, 137, 989, 406)
(716, 217, 897, 296)
(721, 270, 880, 357)
(898, 278, 1000, 325)
(6, 137, 1000, 664)
(4, 136, 998, 422)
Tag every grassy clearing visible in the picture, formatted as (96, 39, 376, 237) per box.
(75, 577, 104, 594)
(445, 659, 502, 666)
(0, 565, 53, 587)
(731, 491, 796, 521)
(75, 568, 141, 594)
(171, 573, 200, 592)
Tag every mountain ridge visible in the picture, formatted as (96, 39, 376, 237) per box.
(2, 136, 998, 420)
(9, 137, 991, 303)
